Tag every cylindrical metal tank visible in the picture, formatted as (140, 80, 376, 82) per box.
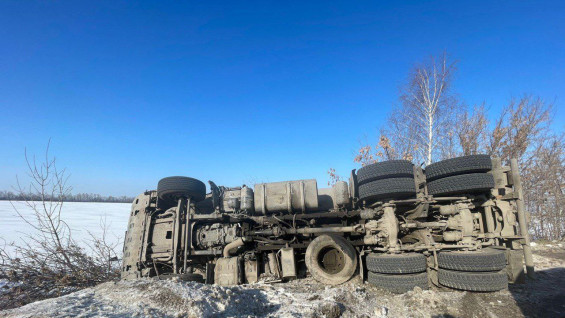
(332, 181, 350, 208)
(254, 179, 319, 214)
(240, 186, 254, 211)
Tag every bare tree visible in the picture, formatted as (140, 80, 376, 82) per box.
(523, 134, 565, 240)
(457, 104, 489, 156)
(487, 95, 551, 166)
(387, 53, 460, 165)
(352, 53, 460, 167)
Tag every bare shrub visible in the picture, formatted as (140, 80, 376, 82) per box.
(0, 141, 121, 309)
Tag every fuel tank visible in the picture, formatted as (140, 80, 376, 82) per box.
(254, 179, 319, 214)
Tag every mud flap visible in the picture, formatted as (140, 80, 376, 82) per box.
(506, 249, 526, 284)
(280, 248, 297, 278)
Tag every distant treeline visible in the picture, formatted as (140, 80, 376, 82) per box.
(0, 190, 135, 203)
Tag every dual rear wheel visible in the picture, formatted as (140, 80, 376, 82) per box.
(437, 249, 508, 292)
(366, 253, 429, 293)
(356, 160, 417, 203)
(425, 155, 495, 196)
(362, 249, 508, 293)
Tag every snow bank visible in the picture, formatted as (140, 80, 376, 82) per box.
(0, 278, 378, 318)
(2, 244, 565, 317)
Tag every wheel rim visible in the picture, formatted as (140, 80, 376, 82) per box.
(318, 246, 345, 274)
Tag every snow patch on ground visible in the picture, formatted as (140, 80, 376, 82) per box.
(2, 243, 565, 317)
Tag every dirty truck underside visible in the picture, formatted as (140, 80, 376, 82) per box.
(121, 155, 534, 293)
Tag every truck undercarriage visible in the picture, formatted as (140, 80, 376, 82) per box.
(121, 155, 534, 293)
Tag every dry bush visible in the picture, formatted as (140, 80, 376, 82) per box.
(0, 141, 121, 309)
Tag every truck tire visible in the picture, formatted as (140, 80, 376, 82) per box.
(157, 176, 206, 204)
(367, 272, 429, 294)
(438, 249, 506, 272)
(438, 269, 508, 292)
(425, 155, 492, 181)
(359, 178, 416, 202)
(356, 160, 414, 185)
(366, 253, 427, 274)
(305, 235, 357, 285)
(427, 173, 494, 196)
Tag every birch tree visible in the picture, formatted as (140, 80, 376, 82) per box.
(354, 53, 460, 166)
(387, 53, 459, 165)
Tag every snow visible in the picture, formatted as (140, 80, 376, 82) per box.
(0, 201, 130, 252)
(3, 243, 565, 317)
(0, 278, 376, 318)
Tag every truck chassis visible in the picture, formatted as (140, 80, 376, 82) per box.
(121, 155, 534, 293)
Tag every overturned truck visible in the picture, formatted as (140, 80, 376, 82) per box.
(121, 155, 535, 293)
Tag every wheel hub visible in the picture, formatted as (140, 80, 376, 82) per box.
(318, 247, 345, 274)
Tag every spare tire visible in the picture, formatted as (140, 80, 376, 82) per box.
(305, 235, 357, 285)
(359, 178, 416, 202)
(427, 173, 494, 196)
(425, 155, 492, 181)
(357, 160, 414, 185)
(157, 176, 206, 204)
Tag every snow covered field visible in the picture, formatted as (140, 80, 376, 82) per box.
(0, 201, 130, 252)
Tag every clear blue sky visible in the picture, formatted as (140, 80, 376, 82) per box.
(1, 1, 564, 196)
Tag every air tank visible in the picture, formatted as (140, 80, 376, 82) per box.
(332, 181, 350, 208)
(240, 186, 254, 211)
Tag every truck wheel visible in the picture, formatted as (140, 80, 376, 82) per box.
(425, 155, 492, 181)
(367, 272, 429, 294)
(438, 249, 506, 272)
(427, 173, 494, 196)
(157, 176, 206, 204)
(358, 178, 416, 202)
(366, 253, 427, 274)
(356, 160, 414, 185)
(438, 269, 508, 292)
(305, 235, 357, 285)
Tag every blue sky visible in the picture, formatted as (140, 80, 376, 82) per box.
(1, 1, 563, 196)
